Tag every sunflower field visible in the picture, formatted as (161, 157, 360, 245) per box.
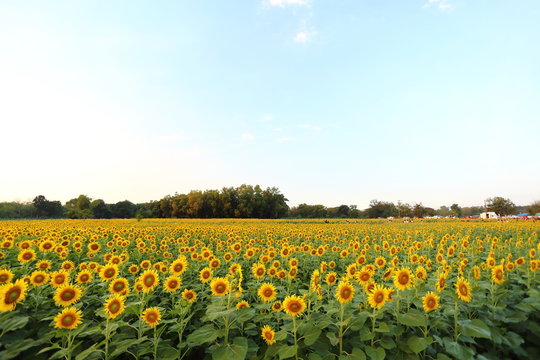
(0, 219, 539, 360)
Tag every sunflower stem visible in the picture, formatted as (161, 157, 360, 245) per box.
(339, 302, 345, 355)
(454, 297, 459, 342)
(292, 316, 298, 360)
(105, 318, 110, 360)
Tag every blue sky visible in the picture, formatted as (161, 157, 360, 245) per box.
(1, 0, 539, 208)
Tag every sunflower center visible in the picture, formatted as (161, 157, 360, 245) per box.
(114, 283, 124, 291)
(428, 299, 435, 307)
(144, 277, 155, 286)
(216, 284, 225, 293)
(400, 274, 409, 284)
(264, 289, 273, 297)
(35, 275, 44, 283)
(375, 293, 384, 303)
(62, 315, 74, 325)
(105, 269, 115, 277)
(341, 288, 351, 298)
(6, 288, 21, 304)
(290, 302, 299, 311)
(169, 280, 178, 288)
(0, 275, 8, 282)
(361, 274, 369, 281)
(61, 290, 74, 300)
(459, 285, 468, 295)
(23, 253, 32, 260)
(109, 301, 120, 313)
(147, 314, 157, 322)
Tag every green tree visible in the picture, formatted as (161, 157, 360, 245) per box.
(450, 203, 462, 217)
(527, 201, 540, 215)
(65, 195, 93, 219)
(91, 199, 112, 219)
(485, 197, 516, 216)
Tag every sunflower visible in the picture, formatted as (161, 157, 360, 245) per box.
(109, 277, 130, 295)
(283, 295, 306, 317)
(0, 269, 14, 284)
(210, 277, 230, 296)
(138, 269, 159, 292)
(17, 249, 36, 263)
(104, 294, 125, 319)
(128, 265, 139, 274)
(357, 269, 372, 285)
(236, 300, 250, 310)
(199, 267, 213, 283)
(164, 276, 181, 292)
(261, 325, 276, 345)
(393, 267, 413, 291)
(455, 277, 472, 302)
(335, 281, 355, 304)
(422, 291, 440, 312)
(0, 279, 28, 312)
(76, 270, 93, 285)
(181, 289, 197, 303)
(36, 260, 52, 271)
(325, 272, 337, 285)
(258, 283, 277, 302)
(272, 301, 282, 312)
(436, 273, 447, 293)
(252, 263, 266, 279)
(367, 284, 388, 309)
(141, 307, 161, 328)
(375, 257, 386, 268)
(30, 270, 49, 286)
(61, 261, 75, 272)
(170, 257, 188, 275)
(39, 240, 55, 252)
(491, 265, 504, 284)
(50, 271, 70, 288)
(54, 284, 83, 307)
(99, 264, 119, 282)
(54, 306, 83, 329)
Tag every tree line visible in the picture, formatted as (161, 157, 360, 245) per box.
(0, 185, 289, 219)
(1, 188, 538, 220)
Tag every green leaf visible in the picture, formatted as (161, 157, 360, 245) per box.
(235, 308, 255, 323)
(350, 347, 367, 360)
(277, 344, 298, 360)
(212, 338, 248, 360)
(374, 322, 390, 333)
(407, 336, 428, 354)
(460, 319, 491, 339)
(365, 346, 385, 360)
(75, 344, 101, 360)
(303, 325, 322, 346)
(397, 310, 427, 327)
(326, 332, 339, 346)
(349, 312, 370, 331)
(0, 338, 46, 360)
(187, 324, 221, 346)
(157, 344, 179, 360)
(0, 315, 29, 333)
(109, 337, 148, 358)
(443, 338, 474, 360)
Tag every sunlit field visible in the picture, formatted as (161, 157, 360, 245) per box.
(0, 219, 539, 360)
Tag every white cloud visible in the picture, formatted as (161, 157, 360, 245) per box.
(277, 136, 293, 142)
(299, 124, 322, 131)
(423, 0, 453, 10)
(261, 114, 273, 122)
(241, 133, 255, 140)
(294, 31, 309, 43)
(267, 0, 309, 7)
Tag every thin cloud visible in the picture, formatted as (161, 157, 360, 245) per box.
(267, 0, 309, 7)
(276, 136, 293, 142)
(261, 114, 273, 122)
(298, 124, 322, 131)
(241, 133, 255, 140)
(294, 31, 309, 43)
(423, 0, 453, 10)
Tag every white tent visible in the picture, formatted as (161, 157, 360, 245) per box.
(480, 212, 498, 219)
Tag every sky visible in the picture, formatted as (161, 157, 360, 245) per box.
(1, 0, 539, 209)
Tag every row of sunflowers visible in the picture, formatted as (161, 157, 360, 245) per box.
(0, 218, 539, 359)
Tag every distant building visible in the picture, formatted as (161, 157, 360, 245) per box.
(480, 212, 498, 219)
